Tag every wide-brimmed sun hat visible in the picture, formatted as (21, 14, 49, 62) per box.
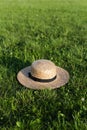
(17, 59, 69, 89)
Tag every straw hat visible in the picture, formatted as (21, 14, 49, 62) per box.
(17, 59, 69, 89)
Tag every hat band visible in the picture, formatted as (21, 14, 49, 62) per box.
(29, 72, 57, 82)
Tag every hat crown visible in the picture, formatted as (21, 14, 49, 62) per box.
(31, 59, 56, 79)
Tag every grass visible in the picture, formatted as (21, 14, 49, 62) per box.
(0, 0, 87, 129)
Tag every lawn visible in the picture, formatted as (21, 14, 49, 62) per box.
(0, 0, 87, 129)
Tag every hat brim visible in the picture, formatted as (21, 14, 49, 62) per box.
(17, 66, 69, 89)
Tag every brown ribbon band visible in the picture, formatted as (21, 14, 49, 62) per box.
(29, 72, 57, 83)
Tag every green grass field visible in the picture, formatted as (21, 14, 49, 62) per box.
(0, 0, 87, 129)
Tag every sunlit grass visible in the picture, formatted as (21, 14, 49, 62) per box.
(0, 0, 87, 129)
